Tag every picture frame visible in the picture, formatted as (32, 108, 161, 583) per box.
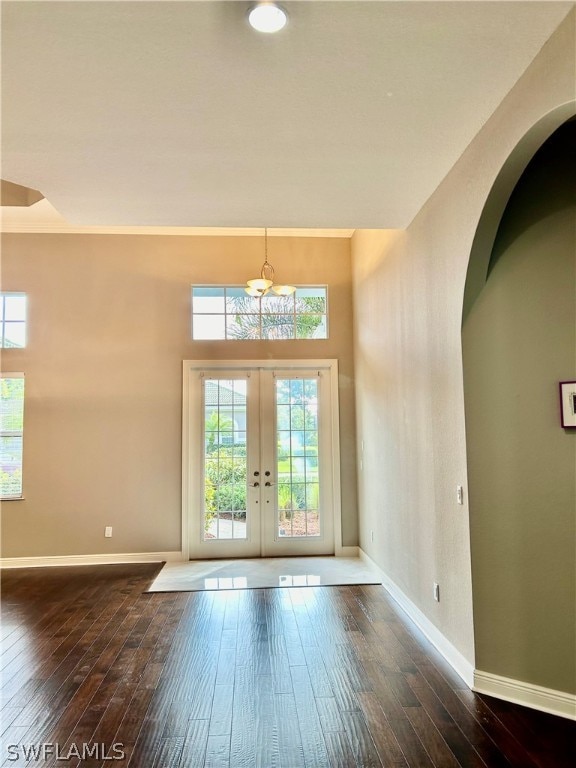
(559, 381, 576, 428)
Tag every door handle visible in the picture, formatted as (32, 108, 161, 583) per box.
(249, 482, 260, 487)
(264, 481, 276, 487)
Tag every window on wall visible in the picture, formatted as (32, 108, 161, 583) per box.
(0, 293, 27, 348)
(1, 373, 25, 499)
(192, 286, 328, 340)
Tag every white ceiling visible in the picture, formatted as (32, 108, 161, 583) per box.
(1, 1, 572, 229)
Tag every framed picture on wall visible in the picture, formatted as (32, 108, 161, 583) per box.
(559, 381, 576, 428)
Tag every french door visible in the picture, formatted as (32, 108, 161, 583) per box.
(183, 360, 339, 559)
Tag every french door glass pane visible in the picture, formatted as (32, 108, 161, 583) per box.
(276, 378, 320, 538)
(203, 378, 247, 540)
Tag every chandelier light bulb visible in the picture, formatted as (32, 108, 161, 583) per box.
(248, 3, 288, 34)
(271, 284, 296, 296)
(247, 277, 273, 291)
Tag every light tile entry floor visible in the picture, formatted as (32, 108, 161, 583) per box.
(146, 556, 382, 593)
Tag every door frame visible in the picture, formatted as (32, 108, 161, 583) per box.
(181, 359, 342, 561)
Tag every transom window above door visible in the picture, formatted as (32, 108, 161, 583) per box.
(191, 286, 328, 340)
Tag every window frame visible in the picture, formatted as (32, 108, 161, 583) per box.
(191, 285, 329, 341)
(0, 292, 27, 348)
(1, 372, 25, 501)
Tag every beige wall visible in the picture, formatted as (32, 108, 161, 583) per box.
(352, 12, 575, 670)
(0, 234, 357, 557)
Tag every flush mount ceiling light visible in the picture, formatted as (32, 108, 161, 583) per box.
(245, 228, 296, 297)
(248, 2, 288, 33)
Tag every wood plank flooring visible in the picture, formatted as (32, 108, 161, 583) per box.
(0, 564, 573, 767)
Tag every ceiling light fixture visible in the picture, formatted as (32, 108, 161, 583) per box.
(245, 228, 296, 297)
(248, 2, 288, 34)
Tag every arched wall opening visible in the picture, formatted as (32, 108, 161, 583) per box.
(463, 102, 575, 323)
(462, 111, 575, 701)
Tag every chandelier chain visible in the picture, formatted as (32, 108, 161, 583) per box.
(245, 227, 295, 297)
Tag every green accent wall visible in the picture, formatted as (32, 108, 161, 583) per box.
(463, 120, 576, 693)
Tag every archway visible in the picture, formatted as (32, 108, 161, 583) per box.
(463, 102, 575, 324)
(462, 109, 575, 711)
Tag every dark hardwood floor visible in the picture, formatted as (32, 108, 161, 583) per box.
(0, 564, 573, 767)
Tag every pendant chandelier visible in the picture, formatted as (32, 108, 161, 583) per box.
(245, 228, 296, 297)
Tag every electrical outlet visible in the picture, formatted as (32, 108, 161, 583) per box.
(456, 485, 464, 505)
(105, 526, 113, 538)
(433, 582, 440, 602)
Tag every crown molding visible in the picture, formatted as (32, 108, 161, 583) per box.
(0, 225, 354, 237)
(0, 202, 354, 238)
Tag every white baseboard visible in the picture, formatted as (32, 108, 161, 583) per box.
(357, 549, 576, 719)
(474, 670, 576, 721)
(336, 545, 359, 557)
(358, 548, 475, 688)
(0, 551, 183, 569)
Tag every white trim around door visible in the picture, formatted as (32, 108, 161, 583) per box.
(181, 359, 342, 561)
